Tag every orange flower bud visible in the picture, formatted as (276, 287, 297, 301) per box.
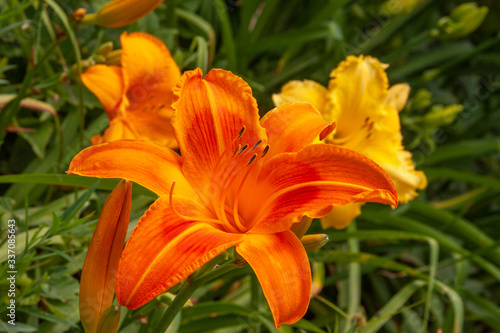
(79, 180, 131, 333)
(81, 0, 163, 28)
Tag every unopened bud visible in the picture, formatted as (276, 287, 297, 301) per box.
(301, 234, 329, 252)
(70, 8, 87, 22)
(421, 104, 463, 127)
(432, 2, 489, 39)
(97, 42, 114, 57)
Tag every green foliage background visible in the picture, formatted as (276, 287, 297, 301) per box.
(1, 0, 499, 332)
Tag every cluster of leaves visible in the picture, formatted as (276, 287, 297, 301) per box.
(1, 0, 500, 332)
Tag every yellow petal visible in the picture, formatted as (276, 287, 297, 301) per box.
(272, 80, 329, 116)
(386, 83, 410, 112)
(320, 202, 363, 230)
(79, 180, 131, 333)
(327, 55, 389, 139)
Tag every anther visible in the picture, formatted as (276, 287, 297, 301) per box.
(238, 144, 249, 155)
(237, 126, 246, 139)
(248, 154, 257, 165)
(261, 145, 270, 157)
(233, 144, 241, 156)
(252, 140, 262, 151)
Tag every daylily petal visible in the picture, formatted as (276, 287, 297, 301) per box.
(385, 83, 410, 112)
(81, 65, 123, 114)
(116, 197, 244, 309)
(68, 140, 194, 198)
(235, 230, 311, 328)
(260, 102, 335, 160)
(248, 144, 397, 233)
(172, 68, 267, 198)
(327, 55, 389, 139)
(272, 80, 329, 117)
(320, 202, 364, 230)
(80, 180, 131, 333)
(118, 32, 180, 148)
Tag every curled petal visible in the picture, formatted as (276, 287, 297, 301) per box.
(116, 197, 244, 308)
(235, 231, 311, 328)
(249, 144, 398, 233)
(260, 102, 335, 160)
(68, 140, 194, 198)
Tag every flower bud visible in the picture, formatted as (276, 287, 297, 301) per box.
(432, 3, 489, 39)
(81, 0, 164, 28)
(300, 234, 329, 252)
(421, 104, 463, 127)
(79, 180, 131, 333)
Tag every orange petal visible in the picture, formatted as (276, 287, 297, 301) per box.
(260, 102, 335, 159)
(116, 197, 244, 308)
(121, 32, 180, 112)
(83, 0, 163, 28)
(172, 68, 267, 198)
(79, 180, 131, 333)
(81, 65, 123, 115)
(235, 231, 311, 328)
(250, 144, 398, 233)
(68, 140, 194, 198)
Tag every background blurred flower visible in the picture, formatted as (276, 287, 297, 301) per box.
(81, 32, 180, 148)
(274, 55, 426, 229)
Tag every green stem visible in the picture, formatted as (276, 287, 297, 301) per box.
(249, 274, 261, 333)
(344, 222, 360, 333)
(153, 259, 239, 332)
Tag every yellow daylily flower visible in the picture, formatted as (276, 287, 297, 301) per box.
(80, 0, 163, 28)
(273, 55, 427, 229)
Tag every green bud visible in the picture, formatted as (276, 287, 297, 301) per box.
(97, 42, 114, 56)
(422, 104, 463, 127)
(434, 2, 489, 39)
(407, 89, 432, 112)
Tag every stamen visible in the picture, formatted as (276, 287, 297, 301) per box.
(248, 154, 257, 165)
(233, 144, 241, 156)
(237, 126, 246, 139)
(261, 145, 270, 157)
(252, 140, 262, 150)
(238, 144, 249, 155)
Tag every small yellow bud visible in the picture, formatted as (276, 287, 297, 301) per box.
(300, 234, 329, 252)
(290, 216, 313, 239)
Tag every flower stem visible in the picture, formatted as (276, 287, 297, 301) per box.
(153, 258, 239, 332)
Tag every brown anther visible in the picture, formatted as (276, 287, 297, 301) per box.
(237, 126, 246, 139)
(233, 144, 241, 156)
(248, 154, 257, 165)
(238, 144, 249, 155)
(261, 145, 270, 157)
(252, 140, 262, 150)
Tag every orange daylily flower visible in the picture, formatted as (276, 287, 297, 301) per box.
(79, 180, 131, 333)
(273, 55, 427, 229)
(80, 0, 163, 28)
(81, 32, 180, 147)
(69, 69, 397, 328)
